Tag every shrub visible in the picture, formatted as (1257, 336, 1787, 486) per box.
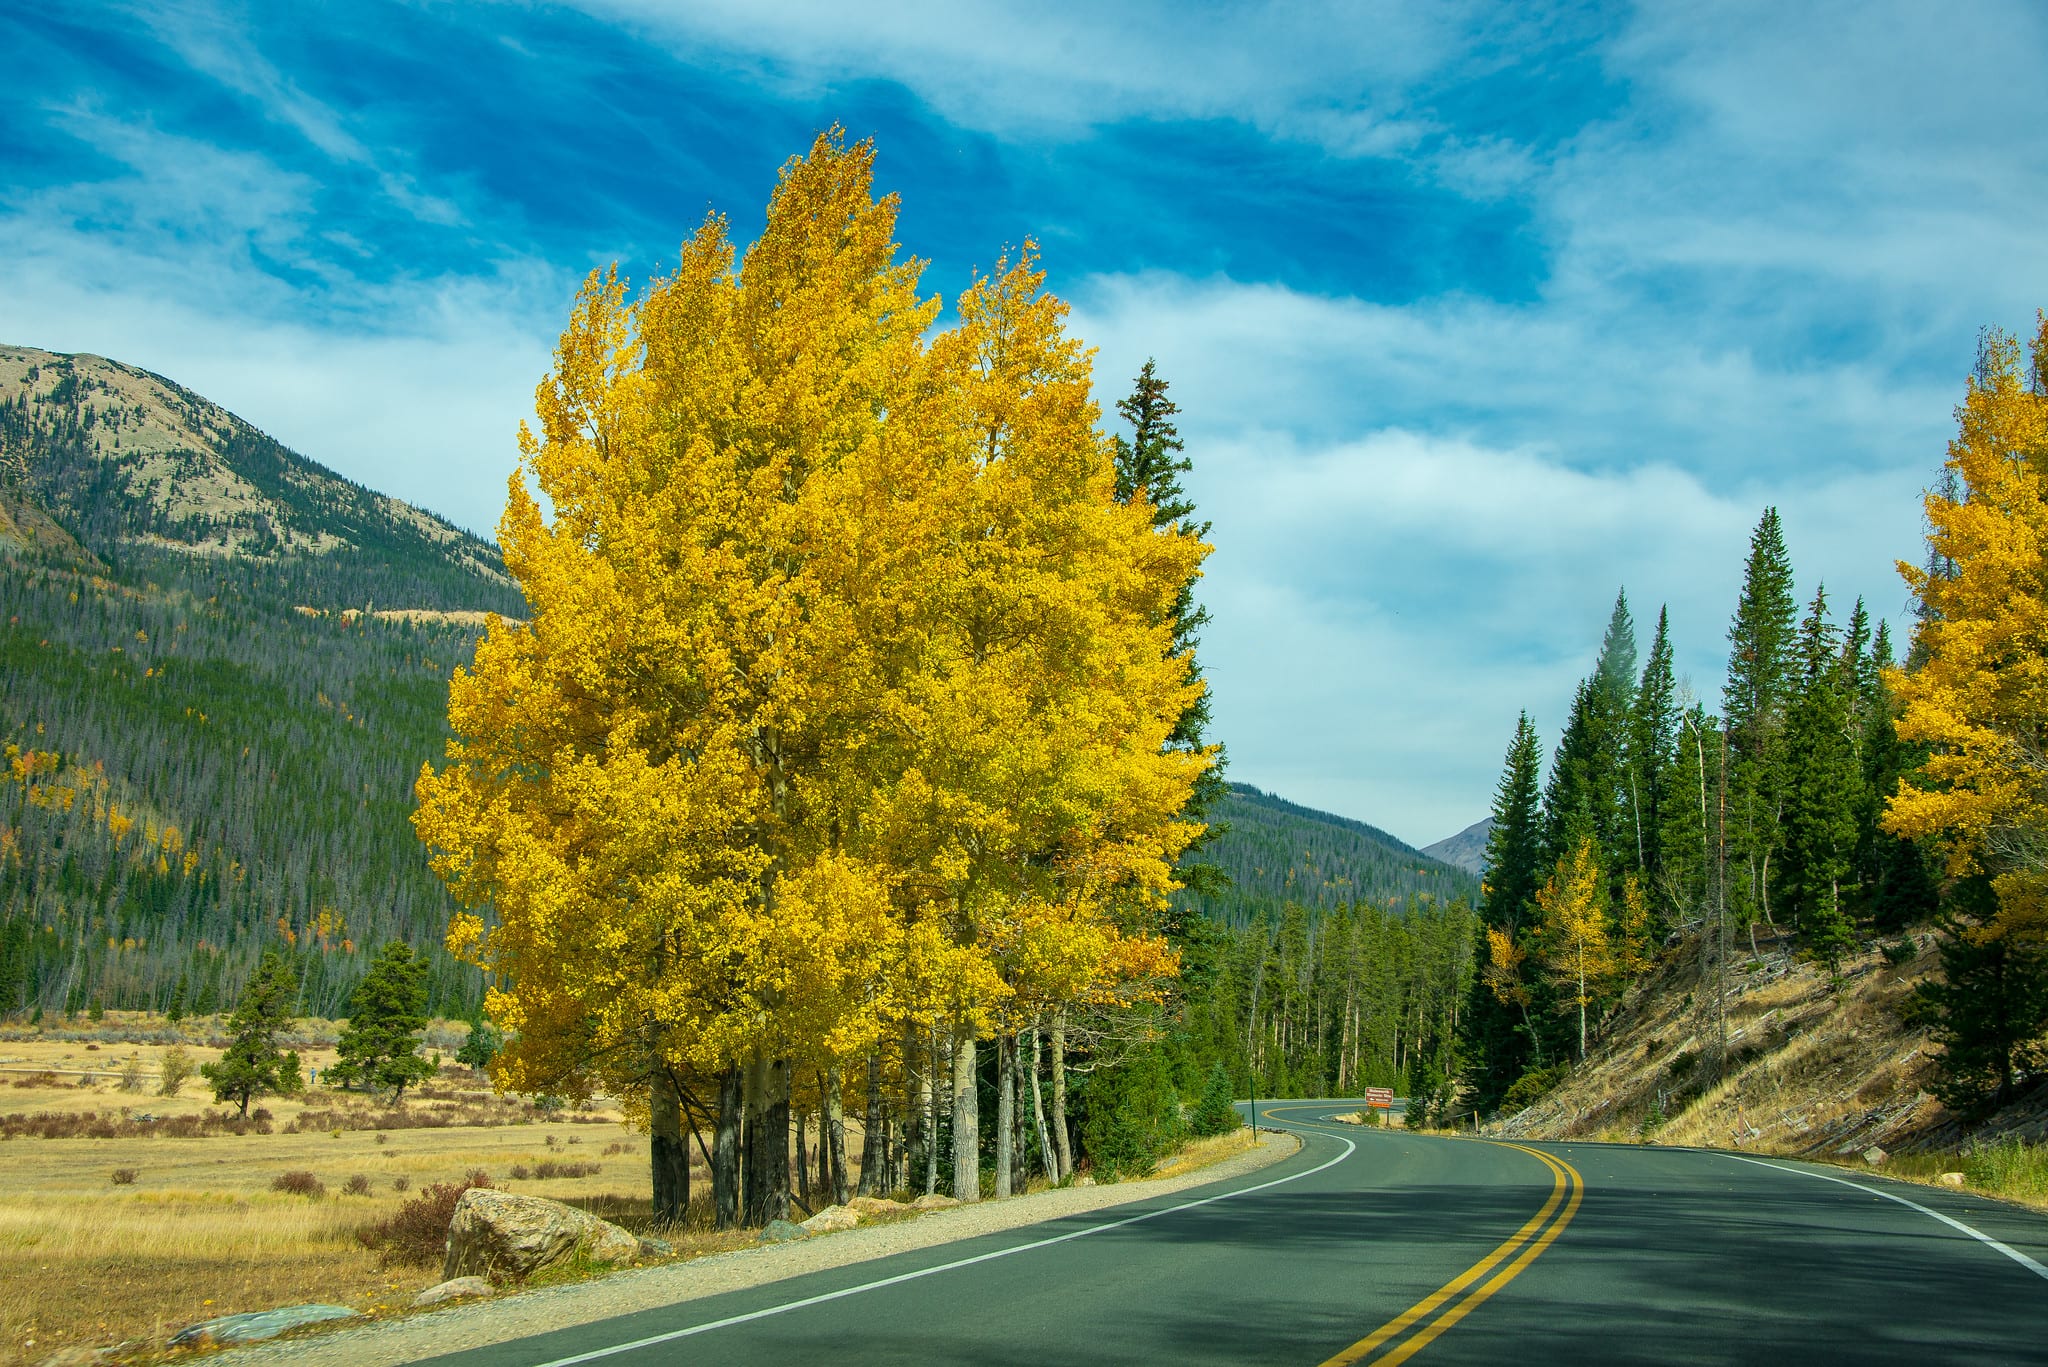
(510, 1164, 531, 1181)
(110, 1168, 138, 1185)
(117, 1054, 146, 1092)
(272, 1170, 326, 1197)
(157, 1044, 193, 1097)
(391, 1175, 410, 1193)
(357, 1172, 491, 1266)
(1881, 939, 1918, 968)
(343, 1173, 374, 1196)
(1189, 1063, 1241, 1137)
(1500, 1061, 1573, 1114)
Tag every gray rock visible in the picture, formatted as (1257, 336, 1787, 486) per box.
(168, 1304, 358, 1348)
(758, 1218, 808, 1243)
(637, 1234, 675, 1258)
(444, 1189, 643, 1281)
(1862, 1145, 1889, 1167)
(1937, 1171, 1967, 1186)
(412, 1276, 494, 1308)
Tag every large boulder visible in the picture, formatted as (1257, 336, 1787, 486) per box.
(444, 1189, 642, 1281)
(800, 1204, 860, 1234)
(847, 1196, 908, 1217)
(911, 1193, 960, 1210)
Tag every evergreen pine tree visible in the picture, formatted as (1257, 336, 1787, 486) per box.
(1627, 607, 1678, 896)
(1723, 508, 1799, 933)
(199, 951, 303, 1116)
(328, 940, 433, 1101)
(1780, 587, 1861, 973)
(1461, 714, 1545, 1111)
(1189, 1060, 1241, 1136)
(1911, 877, 2048, 1118)
(1109, 360, 1226, 889)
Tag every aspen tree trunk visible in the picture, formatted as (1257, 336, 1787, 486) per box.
(924, 1026, 941, 1196)
(795, 1107, 811, 1208)
(650, 1067, 690, 1226)
(1028, 1026, 1056, 1182)
(816, 1094, 831, 1198)
(1050, 1011, 1072, 1182)
(714, 1064, 742, 1230)
(742, 1050, 766, 1225)
(764, 1057, 791, 1224)
(951, 1026, 980, 1202)
(994, 1033, 1016, 1198)
(857, 1052, 885, 1196)
(1012, 1035, 1029, 1184)
(823, 1062, 849, 1205)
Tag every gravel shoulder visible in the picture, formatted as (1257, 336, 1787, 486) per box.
(218, 1131, 1303, 1367)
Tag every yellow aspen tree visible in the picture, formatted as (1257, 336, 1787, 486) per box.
(417, 131, 941, 1226)
(1533, 836, 1615, 1060)
(1886, 319, 2048, 946)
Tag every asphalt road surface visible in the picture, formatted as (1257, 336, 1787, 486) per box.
(421, 1101, 2048, 1365)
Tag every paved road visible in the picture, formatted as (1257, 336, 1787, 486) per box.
(423, 1101, 2048, 1365)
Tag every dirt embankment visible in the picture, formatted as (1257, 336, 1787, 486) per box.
(1488, 928, 2048, 1159)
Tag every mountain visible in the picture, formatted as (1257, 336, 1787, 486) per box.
(0, 345, 520, 1020)
(1420, 817, 1492, 876)
(1181, 783, 1481, 926)
(0, 345, 519, 614)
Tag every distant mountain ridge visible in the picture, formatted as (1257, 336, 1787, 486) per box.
(1421, 817, 1492, 876)
(0, 344, 518, 614)
(1181, 782, 1480, 926)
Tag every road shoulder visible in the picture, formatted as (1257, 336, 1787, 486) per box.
(217, 1130, 1304, 1367)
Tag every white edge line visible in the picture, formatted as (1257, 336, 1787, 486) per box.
(530, 1131, 1357, 1367)
(1727, 1153, 2048, 1282)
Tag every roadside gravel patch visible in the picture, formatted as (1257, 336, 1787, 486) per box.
(215, 1131, 1302, 1367)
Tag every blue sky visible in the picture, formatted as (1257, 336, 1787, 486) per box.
(7, 1, 2048, 845)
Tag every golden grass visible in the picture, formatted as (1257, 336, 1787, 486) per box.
(0, 1104, 654, 1366)
(1148, 1127, 1259, 1180)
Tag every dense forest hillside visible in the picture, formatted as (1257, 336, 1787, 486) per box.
(1181, 783, 1480, 925)
(0, 345, 519, 1020)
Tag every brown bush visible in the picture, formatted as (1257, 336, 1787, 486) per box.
(11, 1071, 66, 1089)
(110, 1168, 138, 1185)
(531, 1160, 600, 1180)
(356, 1172, 491, 1266)
(271, 1170, 325, 1197)
(391, 1175, 410, 1193)
(343, 1173, 374, 1196)
(0, 1109, 271, 1139)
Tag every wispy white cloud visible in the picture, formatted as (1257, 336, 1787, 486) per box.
(131, 0, 469, 226)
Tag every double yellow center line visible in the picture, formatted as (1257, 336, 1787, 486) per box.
(1262, 1108, 1584, 1366)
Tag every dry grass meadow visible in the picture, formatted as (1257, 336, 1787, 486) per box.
(0, 1017, 657, 1366)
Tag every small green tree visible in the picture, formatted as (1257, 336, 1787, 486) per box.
(456, 1020, 501, 1073)
(200, 952, 303, 1116)
(328, 941, 434, 1102)
(1189, 1061, 1240, 1136)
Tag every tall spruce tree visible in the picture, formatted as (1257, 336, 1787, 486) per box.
(1462, 714, 1545, 1111)
(1627, 607, 1678, 896)
(199, 951, 304, 1117)
(329, 940, 434, 1101)
(1780, 587, 1861, 973)
(1723, 509, 1798, 933)
(1110, 359, 1225, 868)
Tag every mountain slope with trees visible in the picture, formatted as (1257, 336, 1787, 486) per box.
(0, 345, 520, 1021)
(1180, 784, 1480, 926)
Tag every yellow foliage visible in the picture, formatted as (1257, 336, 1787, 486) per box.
(1534, 836, 1614, 1058)
(1887, 319, 2048, 944)
(415, 132, 1209, 1101)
